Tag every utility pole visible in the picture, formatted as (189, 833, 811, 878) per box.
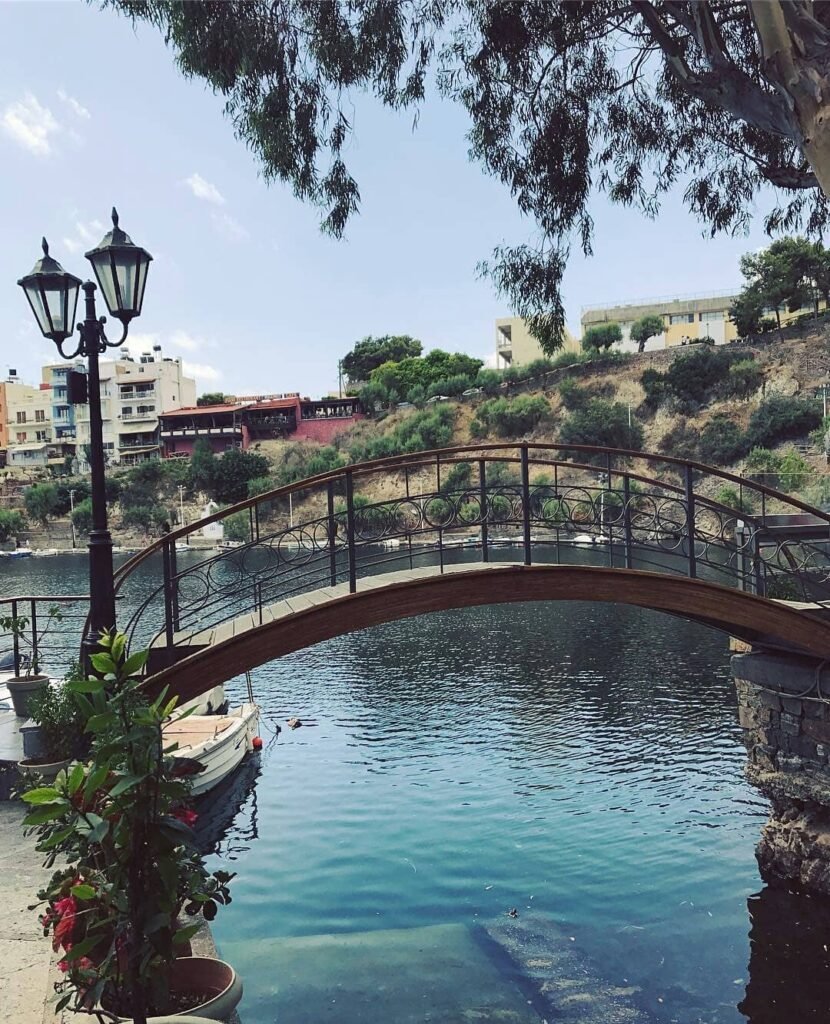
(338, 360, 343, 399)
(69, 488, 76, 549)
(178, 484, 187, 544)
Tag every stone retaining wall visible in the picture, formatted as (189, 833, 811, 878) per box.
(733, 651, 830, 894)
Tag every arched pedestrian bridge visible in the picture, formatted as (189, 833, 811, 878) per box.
(113, 443, 830, 701)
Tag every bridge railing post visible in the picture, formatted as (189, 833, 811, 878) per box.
(436, 454, 444, 574)
(623, 473, 633, 569)
(521, 444, 532, 566)
(327, 480, 338, 586)
(479, 458, 489, 562)
(11, 598, 20, 676)
(345, 469, 357, 593)
(161, 539, 179, 647)
(405, 465, 413, 571)
(684, 464, 697, 579)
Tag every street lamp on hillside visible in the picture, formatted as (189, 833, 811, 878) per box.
(18, 209, 152, 664)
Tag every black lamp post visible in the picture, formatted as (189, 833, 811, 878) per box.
(18, 209, 152, 664)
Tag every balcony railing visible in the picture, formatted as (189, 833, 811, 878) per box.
(121, 411, 157, 422)
(119, 388, 156, 400)
(160, 425, 241, 438)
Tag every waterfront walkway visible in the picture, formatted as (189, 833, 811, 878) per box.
(0, 802, 53, 1024)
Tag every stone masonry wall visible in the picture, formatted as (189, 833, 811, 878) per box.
(733, 652, 830, 895)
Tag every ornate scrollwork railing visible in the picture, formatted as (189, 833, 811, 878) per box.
(110, 443, 830, 657)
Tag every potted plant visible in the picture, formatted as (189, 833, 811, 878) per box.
(17, 668, 89, 783)
(21, 632, 242, 1024)
(1, 604, 63, 717)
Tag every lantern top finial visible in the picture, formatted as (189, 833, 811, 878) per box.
(42, 237, 49, 257)
(111, 207, 119, 229)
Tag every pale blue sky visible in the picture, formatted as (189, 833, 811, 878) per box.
(1, 2, 779, 398)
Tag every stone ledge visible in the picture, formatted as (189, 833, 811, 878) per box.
(732, 652, 830, 697)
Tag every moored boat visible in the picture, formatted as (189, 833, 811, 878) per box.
(163, 703, 259, 797)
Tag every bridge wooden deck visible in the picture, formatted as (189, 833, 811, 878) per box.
(146, 562, 830, 702)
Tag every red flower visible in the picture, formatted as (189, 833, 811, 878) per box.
(51, 896, 77, 952)
(171, 807, 198, 827)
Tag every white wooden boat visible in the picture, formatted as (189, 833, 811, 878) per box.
(163, 703, 259, 797)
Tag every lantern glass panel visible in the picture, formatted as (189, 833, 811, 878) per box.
(88, 250, 120, 315)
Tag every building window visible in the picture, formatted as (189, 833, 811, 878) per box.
(122, 407, 133, 416)
(669, 313, 694, 325)
(700, 310, 724, 322)
(16, 411, 26, 424)
(36, 430, 47, 441)
(35, 409, 45, 422)
(16, 432, 26, 442)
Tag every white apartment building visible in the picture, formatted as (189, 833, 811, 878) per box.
(52, 345, 196, 471)
(0, 373, 66, 469)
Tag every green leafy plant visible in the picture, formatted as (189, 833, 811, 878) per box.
(27, 674, 88, 763)
(21, 633, 234, 1023)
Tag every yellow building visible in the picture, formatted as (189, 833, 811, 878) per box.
(495, 316, 579, 368)
(581, 290, 743, 351)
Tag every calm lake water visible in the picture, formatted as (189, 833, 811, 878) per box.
(3, 550, 830, 1022)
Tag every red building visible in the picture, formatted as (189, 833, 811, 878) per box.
(160, 396, 363, 458)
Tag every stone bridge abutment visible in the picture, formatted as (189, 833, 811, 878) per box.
(733, 650, 830, 894)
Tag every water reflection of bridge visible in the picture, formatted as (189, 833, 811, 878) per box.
(105, 443, 830, 698)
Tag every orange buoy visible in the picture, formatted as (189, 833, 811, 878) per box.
(252, 736, 263, 750)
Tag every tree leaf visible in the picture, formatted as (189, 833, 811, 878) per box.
(24, 804, 68, 825)
(70, 883, 96, 900)
(173, 923, 201, 945)
(123, 649, 148, 677)
(67, 677, 103, 694)
(67, 762, 84, 797)
(21, 786, 61, 805)
(89, 652, 115, 675)
(108, 773, 146, 798)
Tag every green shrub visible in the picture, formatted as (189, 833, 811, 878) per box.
(426, 374, 475, 398)
(24, 483, 60, 526)
(558, 399, 645, 455)
(698, 415, 749, 465)
(486, 461, 519, 486)
(224, 510, 250, 542)
(642, 347, 757, 411)
(349, 405, 456, 461)
(714, 485, 756, 514)
(746, 396, 822, 449)
(472, 395, 550, 437)
(749, 447, 814, 493)
(726, 359, 763, 398)
(71, 497, 93, 536)
(559, 378, 588, 411)
(658, 419, 699, 460)
(440, 461, 472, 493)
(475, 369, 502, 395)
(0, 508, 25, 543)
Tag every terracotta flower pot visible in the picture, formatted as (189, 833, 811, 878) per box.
(108, 957, 242, 1022)
(7, 674, 49, 718)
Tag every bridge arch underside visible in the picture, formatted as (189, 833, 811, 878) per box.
(146, 564, 830, 701)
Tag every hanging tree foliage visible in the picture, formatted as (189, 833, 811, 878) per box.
(105, 1, 830, 351)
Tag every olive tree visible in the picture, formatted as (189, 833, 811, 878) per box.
(582, 322, 622, 353)
(630, 314, 664, 354)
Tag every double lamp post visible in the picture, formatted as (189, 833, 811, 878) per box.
(17, 209, 152, 663)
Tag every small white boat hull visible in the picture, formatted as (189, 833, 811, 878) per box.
(163, 703, 259, 797)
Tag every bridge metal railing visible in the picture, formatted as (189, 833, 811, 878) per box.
(0, 596, 92, 678)
(108, 444, 830, 661)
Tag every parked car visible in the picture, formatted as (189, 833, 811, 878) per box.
(461, 387, 483, 397)
(426, 395, 450, 403)
(396, 401, 413, 409)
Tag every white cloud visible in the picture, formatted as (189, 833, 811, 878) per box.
(169, 330, 203, 353)
(184, 173, 225, 205)
(62, 217, 105, 254)
(211, 211, 249, 243)
(1, 93, 59, 156)
(57, 89, 90, 120)
(183, 361, 221, 383)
